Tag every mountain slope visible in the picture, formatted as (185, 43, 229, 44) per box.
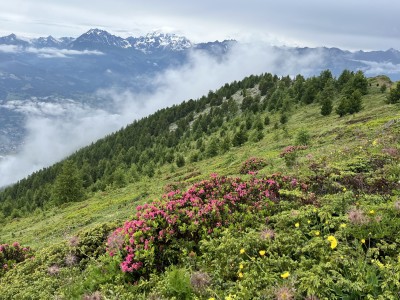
(0, 70, 400, 298)
(1, 28, 400, 156)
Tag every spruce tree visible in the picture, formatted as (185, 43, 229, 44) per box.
(336, 97, 348, 117)
(320, 98, 333, 116)
(53, 160, 84, 204)
(347, 90, 363, 114)
(387, 82, 400, 104)
(232, 129, 248, 147)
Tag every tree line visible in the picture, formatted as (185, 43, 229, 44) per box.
(0, 69, 371, 219)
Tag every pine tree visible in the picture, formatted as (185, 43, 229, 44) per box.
(387, 82, 400, 104)
(176, 154, 185, 168)
(206, 138, 219, 157)
(53, 160, 84, 204)
(347, 90, 363, 114)
(319, 79, 335, 116)
(320, 98, 333, 116)
(336, 97, 348, 117)
(232, 129, 248, 147)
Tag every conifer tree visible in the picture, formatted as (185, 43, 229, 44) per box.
(387, 82, 400, 104)
(319, 79, 335, 116)
(53, 160, 84, 204)
(336, 97, 348, 117)
(320, 98, 333, 116)
(232, 129, 248, 147)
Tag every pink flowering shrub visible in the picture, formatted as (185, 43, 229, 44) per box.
(107, 173, 303, 280)
(0, 242, 34, 276)
(239, 157, 268, 174)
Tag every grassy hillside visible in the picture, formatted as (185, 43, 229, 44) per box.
(0, 72, 400, 299)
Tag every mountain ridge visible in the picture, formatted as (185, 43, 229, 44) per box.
(0, 28, 233, 53)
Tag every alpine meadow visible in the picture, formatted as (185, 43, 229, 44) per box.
(1, 66, 400, 299)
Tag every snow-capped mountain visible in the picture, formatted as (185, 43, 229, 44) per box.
(31, 36, 70, 48)
(0, 34, 30, 47)
(71, 29, 131, 50)
(1, 28, 400, 155)
(0, 29, 197, 52)
(128, 31, 192, 53)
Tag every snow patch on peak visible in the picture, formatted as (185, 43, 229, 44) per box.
(132, 31, 192, 52)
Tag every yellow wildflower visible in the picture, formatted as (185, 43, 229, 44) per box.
(307, 220, 311, 224)
(240, 248, 245, 254)
(361, 239, 366, 244)
(340, 223, 347, 228)
(315, 231, 320, 236)
(295, 222, 300, 228)
(209, 298, 215, 300)
(280, 271, 290, 279)
(343, 187, 347, 192)
(313, 208, 317, 212)
(239, 263, 244, 269)
(372, 139, 378, 146)
(369, 210, 375, 214)
(327, 235, 338, 249)
(259, 250, 266, 256)
(238, 272, 243, 278)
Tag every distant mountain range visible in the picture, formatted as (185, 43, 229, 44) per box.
(0, 29, 234, 99)
(0, 28, 399, 101)
(0, 28, 225, 52)
(0, 28, 399, 155)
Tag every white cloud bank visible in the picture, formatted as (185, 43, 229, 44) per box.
(0, 42, 324, 187)
(0, 45, 103, 57)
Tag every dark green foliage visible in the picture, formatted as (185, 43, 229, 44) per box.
(347, 90, 363, 114)
(176, 154, 185, 168)
(387, 82, 400, 103)
(320, 97, 333, 116)
(206, 137, 219, 158)
(250, 130, 264, 142)
(253, 117, 264, 131)
(319, 78, 335, 116)
(220, 135, 231, 153)
(351, 70, 369, 95)
(280, 113, 288, 124)
(336, 90, 363, 116)
(337, 69, 353, 91)
(301, 77, 319, 104)
(319, 69, 333, 88)
(232, 128, 248, 147)
(264, 115, 270, 126)
(295, 129, 311, 145)
(52, 160, 84, 204)
(336, 97, 348, 117)
(380, 84, 387, 93)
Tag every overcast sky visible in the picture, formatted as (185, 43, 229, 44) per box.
(0, 0, 399, 50)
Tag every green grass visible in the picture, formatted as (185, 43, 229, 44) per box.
(1, 79, 399, 299)
(1, 82, 398, 250)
